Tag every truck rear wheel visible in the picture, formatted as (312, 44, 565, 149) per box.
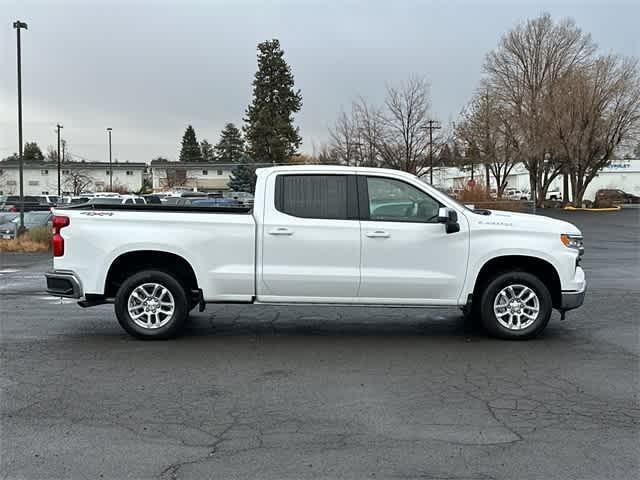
(114, 270, 188, 340)
(479, 271, 552, 340)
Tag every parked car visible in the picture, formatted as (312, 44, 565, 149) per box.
(546, 189, 562, 201)
(35, 195, 60, 205)
(142, 194, 163, 204)
(46, 165, 586, 341)
(87, 196, 146, 205)
(179, 191, 208, 198)
(190, 198, 242, 207)
(505, 189, 529, 200)
(0, 210, 52, 240)
(0, 195, 51, 212)
(0, 212, 19, 225)
(224, 191, 255, 207)
(595, 189, 640, 206)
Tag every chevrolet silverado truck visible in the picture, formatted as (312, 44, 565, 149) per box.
(45, 165, 586, 340)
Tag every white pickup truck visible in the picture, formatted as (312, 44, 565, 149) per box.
(46, 165, 586, 340)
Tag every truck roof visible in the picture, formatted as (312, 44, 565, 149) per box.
(256, 165, 419, 178)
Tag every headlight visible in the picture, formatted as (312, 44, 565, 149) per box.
(561, 234, 584, 266)
(561, 234, 583, 250)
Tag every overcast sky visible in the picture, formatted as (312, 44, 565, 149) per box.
(1, 0, 638, 164)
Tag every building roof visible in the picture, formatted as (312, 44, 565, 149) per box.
(149, 160, 273, 168)
(0, 160, 146, 169)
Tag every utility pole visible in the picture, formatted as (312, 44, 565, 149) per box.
(56, 124, 63, 196)
(107, 127, 113, 191)
(13, 20, 28, 231)
(423, 120, 441, 185)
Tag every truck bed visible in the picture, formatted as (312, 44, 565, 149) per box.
(60, 202, 253, 214)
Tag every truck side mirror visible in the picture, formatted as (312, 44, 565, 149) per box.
(438, 207, 460, 234)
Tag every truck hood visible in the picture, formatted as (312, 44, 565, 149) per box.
(478, 210, 582, 235)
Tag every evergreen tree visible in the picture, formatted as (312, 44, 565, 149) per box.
(228, 154, 257, 193)
(178, 125, 203, 162)
(244, 39, 302, 164)
(23, 142, 44, 162)
(214, 123, 245, 163)
(200, 140, 215, 162)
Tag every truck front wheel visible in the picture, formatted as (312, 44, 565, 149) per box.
(479, 271, 552, 340)
(114, 270, 188, 340)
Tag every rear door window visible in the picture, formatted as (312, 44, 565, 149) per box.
(275, 174, 356, 220)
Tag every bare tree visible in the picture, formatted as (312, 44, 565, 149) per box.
(376, 77, 437, 174)
(160, 167, 194, 190)
(328, 98, 383, 167)
(548, 55, 640, 205)
(63, 170, 94, 196)
(328, 77, 442, 175)
(328, 109, 361, 166)
(457, 87, 520, 198)
(484, 13, 597, 205)
(46, 146, 58, 163)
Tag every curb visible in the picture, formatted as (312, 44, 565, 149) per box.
(563, 206, 622, 212)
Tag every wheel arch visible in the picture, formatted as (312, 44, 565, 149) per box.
(471, 255, 562, 309)
(104, 250, 199, 298)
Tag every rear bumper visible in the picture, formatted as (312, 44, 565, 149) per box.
(45, 270, 83, 298)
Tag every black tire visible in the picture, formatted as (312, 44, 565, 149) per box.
(114, 270, 188, 340)
(479, 271, 552, 340)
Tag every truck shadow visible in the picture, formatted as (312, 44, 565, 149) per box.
(182, 306, 485, 339)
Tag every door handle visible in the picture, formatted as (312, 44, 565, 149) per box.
(268, 227, 294, 236)
(366, 230, 390, 238)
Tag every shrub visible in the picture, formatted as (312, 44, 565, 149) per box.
(0, 226, 51, 253)
(457, 185, 491, 202)
(26, 226, 52, 245)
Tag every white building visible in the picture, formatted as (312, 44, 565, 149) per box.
(150, 160, 273, 193)
(430, 159, 640, 201)
(150, 160, 234, 192)
(0, 160, 146, 195)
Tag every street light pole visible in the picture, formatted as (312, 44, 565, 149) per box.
(56, 124, 63, 196)
(107, 128, 113, 191)
(13, 20, 28, 231)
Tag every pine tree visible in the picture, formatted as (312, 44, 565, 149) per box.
(214, 123, 245, 163)
(178, 125, 203, 162)
(228, 154, 257, 193)
(23, 142, 44, 162)
(200, 140, 215, 162)
(244, 39, 302, 164)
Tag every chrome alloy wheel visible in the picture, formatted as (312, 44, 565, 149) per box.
(493, 284, 540, 331)
(127, 283, 175, 329)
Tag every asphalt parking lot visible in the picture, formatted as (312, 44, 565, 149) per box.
(1, 209, 638, 480)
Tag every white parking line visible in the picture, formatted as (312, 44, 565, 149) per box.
(38, 296, 76, 304)
(0, 268, 20, 274)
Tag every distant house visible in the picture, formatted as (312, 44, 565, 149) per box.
(150, 160, 234, 192)
(0, 160, 146, 195)
(149, 159, 272, 193)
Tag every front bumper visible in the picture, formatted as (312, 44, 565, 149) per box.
(560, 267, 586, 311)
(45, 270, 83, 298)
(560, 289, 586, 311)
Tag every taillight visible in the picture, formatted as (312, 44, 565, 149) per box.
(52, 215, 70, 257)
(10, 206, 17, 212)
